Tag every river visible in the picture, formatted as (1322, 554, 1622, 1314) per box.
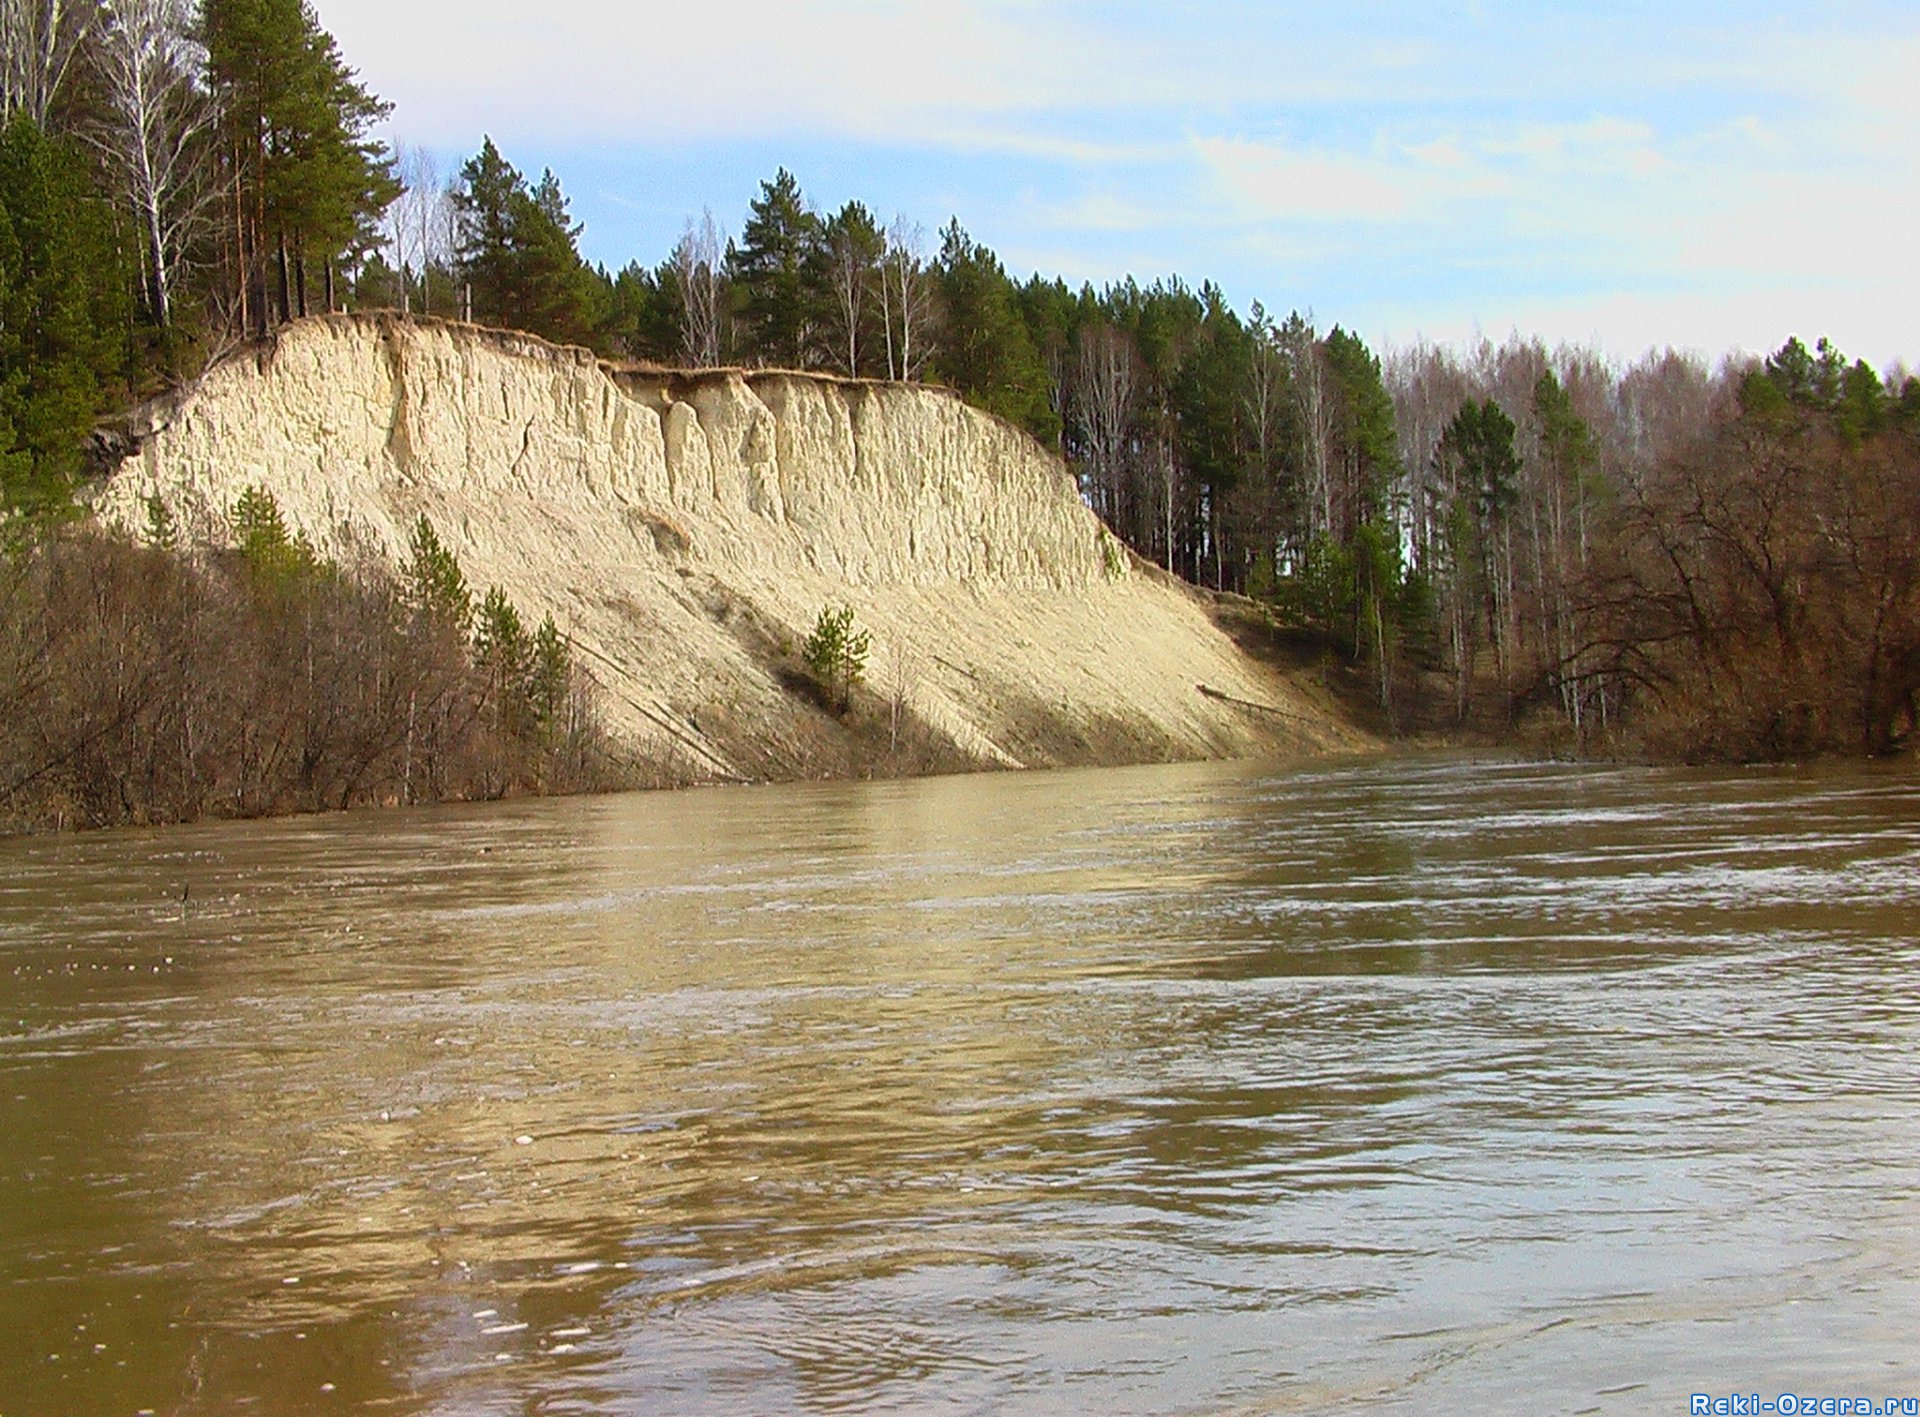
(2, 757, 1917, 1414)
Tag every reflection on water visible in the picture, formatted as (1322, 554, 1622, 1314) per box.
(3, 758, 1919, 1414)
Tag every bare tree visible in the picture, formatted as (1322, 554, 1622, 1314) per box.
(385, 141, 417, 313)
(671, 209, 724, 367)
(883, 217, 933, 381)
(1069, 322, 1138, 527)
(412, 151, 446, 315)
(822, 200, 881, 376)
(1, 0, 95, 126)
(1384, 339, 1473, 575)
(437, 177, 468, 321)
(1239, 303, 1291, 571)
(883, 640, 921, 762)
(386, 142, 444, 315)
(88, 0, 212, 329)
(1280, 312, 1335, 543)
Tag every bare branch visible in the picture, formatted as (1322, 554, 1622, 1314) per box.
(86, 0, 213, 328)
(672, 209, 724, 367)
(1, 0, 97, 127)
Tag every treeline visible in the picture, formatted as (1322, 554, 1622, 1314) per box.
(1371, 334, 1920, 755)
(6, 1, 1920, 761)
(2, 0, 644, 830)
(361, 149, 1421, 625)
(3, 0, 394, 512)
(0, 495, 627, 831)
(1578, 344, 1920, 758)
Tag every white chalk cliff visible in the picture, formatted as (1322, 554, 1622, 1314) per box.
(92, 315, 1361, 780)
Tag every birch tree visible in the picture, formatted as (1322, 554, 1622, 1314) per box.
(1069, 321, 1138, 525)
(88, 0, 212, 329)
(1, 0, 95, 127)
(882, 216, 933, 381)
(821, 199, 881, 376)
(1280, 312, 1335, 542)
(1384, 339, 1472, 575)
(386, 142, 445, 314)
(670, 208, 723, 366)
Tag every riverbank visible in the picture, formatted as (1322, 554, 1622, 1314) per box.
(0, 516, 1381, 836)
(6, 314, 1375, 833)
(40, 314, 1367, 817)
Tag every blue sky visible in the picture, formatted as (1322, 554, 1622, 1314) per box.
(324, 0, 1920, 368)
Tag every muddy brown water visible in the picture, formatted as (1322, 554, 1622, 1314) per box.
(2, 758, 1917, 1414)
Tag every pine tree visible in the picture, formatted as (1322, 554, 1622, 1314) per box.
(230, 483, 318, 586)
(474, 584, 531, 731)
(730, 168, 821, 368)
(450, 140, 596, 344)
(449, 137, 516, 320)
(802, 604, 869, 713)
(0, 114, 127, 514)
(932, 220, 1055, 444)
(202, 0, 396, 332)
(1172, 285, 1251, 588)
(601, 260, 678, 362)
(518, 169, 596, 343)
(403, 514, 470, 635)
(1321, 327, 1402, 536)
(1434, 397, 1521, 712)
(527, 613, 571, 737)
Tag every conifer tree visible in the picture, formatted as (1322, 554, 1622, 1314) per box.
(202, 0, 396, 332)
(229, 483, 318, 586)
(1321, 327, 1402, 537)
(519, 168, 597, 343)
(527, 613, 571, 736)
(450, 139, 595, 344)
(1172, 286, 1252, 587)
(1434, 396, 1520, 712)
(474, 584, 531, 731)
(403, 514, 470, 636)
(601, 260, 678, 362)
(932, 219, 1055, 444)
(730, 168, 821, 368)
(0, 114, 127, 513)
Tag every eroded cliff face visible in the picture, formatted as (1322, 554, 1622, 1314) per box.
(92, 315, 1364, 780)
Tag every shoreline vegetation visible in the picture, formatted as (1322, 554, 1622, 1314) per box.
(1, 497, 648, 834)
(6, 2, 1920, 833)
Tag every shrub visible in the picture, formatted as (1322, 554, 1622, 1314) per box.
(802, 604, 870, 712)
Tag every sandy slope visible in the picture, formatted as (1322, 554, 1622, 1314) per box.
(91, 315, 1368, 780)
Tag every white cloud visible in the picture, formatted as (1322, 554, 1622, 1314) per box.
(1479, 117, 1668, 176)
(1372, 280, 1919, 373)
(1024, 189, 1176, 235)
(323, 0, 1234, 149)
(1188, 115, 1674, 233)
(321, 0, 1664, 150)
(309, 0, 1920, 361)
(1192, 136, 1421, 224)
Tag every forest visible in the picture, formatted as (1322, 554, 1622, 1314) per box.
(4, 0, 1920, 831)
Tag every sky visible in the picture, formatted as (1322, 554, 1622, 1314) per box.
(321, 0, 1920, 370)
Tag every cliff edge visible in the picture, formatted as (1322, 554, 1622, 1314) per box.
(91, 315, 1367, 782)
